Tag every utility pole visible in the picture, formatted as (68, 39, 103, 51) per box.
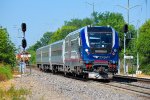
(116, 0, 141, 25)
(145, 0, 148, 21)
(136, 20, 140, 73)
(86, 2, 95, 25)
(86, 2, 95, 15)
(116, 0, 141, 75)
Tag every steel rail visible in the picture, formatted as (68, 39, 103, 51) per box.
(113, 75, 150, 83)
(103, 82, 150, 97)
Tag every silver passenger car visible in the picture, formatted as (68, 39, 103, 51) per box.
(64, 29, 82, 73)
(50, 40, 64, 72)
(36, 45, 51, 70)
(36, 40, 64, 72)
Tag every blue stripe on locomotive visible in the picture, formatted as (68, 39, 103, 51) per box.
(79, 26, 119, 64)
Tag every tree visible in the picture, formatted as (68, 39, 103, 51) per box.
(49, 26, 77, 43)
(137, 19, 150, 63)
(48, 18, 93, 43)
(40, 32, 53, 46)
(27, 31, 53, 64)
(136, 19, 150, 74)
(64, 18, 93, 28)
(0, 27, 16, 67)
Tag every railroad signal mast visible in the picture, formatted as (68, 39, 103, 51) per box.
(21, 23, 27, 50)
(20, 23, 27, 74)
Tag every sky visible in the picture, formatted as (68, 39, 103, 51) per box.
(0, 0, 149, 49)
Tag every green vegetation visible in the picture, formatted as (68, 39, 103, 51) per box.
(49, 25, 78, 43)
(0, 27, 16, 81)
(0, 27, 16, 67)
(0, 65, 13, 81)
(0, 86, 30, 100)
(136, 19, 150, 75)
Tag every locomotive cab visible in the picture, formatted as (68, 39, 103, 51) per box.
(80, 26, 119, 78)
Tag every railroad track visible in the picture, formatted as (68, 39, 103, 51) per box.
(102, 75, 150, 97)
(29, 65, 150, 97)
(102, 81, 150, 97)
(113, 75, 150, 83)
(61, 73, 150, 97)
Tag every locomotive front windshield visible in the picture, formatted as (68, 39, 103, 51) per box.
(88, 32, 112, 48)
(88, 31, 112, 54)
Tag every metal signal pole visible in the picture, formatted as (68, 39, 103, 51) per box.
(116, 0, 141, 74)
(21, 23, 27, 75)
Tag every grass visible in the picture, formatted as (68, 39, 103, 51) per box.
(0, 63, 31, 100)
(0, 85, 31, 100)
(0, 65, 13, 81)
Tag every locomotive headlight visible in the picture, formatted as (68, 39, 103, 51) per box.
(85, 49, 90, 55)
(114, 49, 117, 52)
(112, 60, 116, 64)
(85, 49, 88, 52)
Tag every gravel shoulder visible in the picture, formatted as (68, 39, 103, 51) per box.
(13, 68, 150, 100)
(13, 69, 70, 100)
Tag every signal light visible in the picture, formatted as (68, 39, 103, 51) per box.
(21, 23, 26, 32)
(123, 24, 128, 33)
(22, 38, 27, 49)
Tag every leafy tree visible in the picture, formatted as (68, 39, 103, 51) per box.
(27, 31, 53, 64)
(64, 18, 93, 28)
(49, 26, 77, 43)
(0, 28, 8, 59)
(136, 19, 150, 74)
(0, 27, 16, 67)
(50, 18, 93, 44)
(137, 19, 150, 58)
(65, 19, 83, 28)
(40, 32, 53, 46)
(27, 50, 36, 64)
(28, 32, 53, 51)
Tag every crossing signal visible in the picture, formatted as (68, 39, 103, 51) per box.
(21, 23, 26, 32)
(123, 24, 128, 33)
(22, 38, 27, 49)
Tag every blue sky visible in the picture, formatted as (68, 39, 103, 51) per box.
(0, 0, 149, 49)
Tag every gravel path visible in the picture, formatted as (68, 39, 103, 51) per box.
(13, 68, 150, 100)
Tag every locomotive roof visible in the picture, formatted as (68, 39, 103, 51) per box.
(50, 39, 64, 46)
(36, 39, 64, 51)
(65, 25, 113, 38)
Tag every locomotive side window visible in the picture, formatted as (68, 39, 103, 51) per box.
(42, 52, 49, 57)
(65, 41, 69, 52)
(71, 39, 78, 51)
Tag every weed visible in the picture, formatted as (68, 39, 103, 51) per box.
(0, 65, 13, 81)
(0, 85, 31, 100)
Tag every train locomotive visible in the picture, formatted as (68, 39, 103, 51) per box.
(36, 26, 119, 79)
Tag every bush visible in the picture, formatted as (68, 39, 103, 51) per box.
(0, 65, 12, 81)
(140, 64, 150, 75)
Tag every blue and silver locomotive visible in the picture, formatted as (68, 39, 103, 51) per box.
(36, 26, 119, 79)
